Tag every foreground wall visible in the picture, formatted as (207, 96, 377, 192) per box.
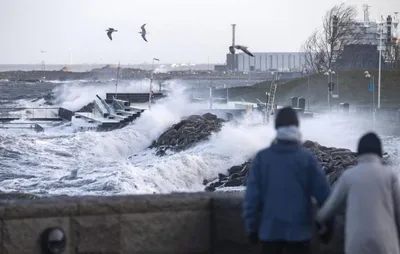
(0, 192, 344, 254)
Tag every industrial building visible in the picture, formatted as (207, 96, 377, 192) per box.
(226, 52, 305, 72)
(222, 5, 399, 72)
(224, 24, 305, 72)
(334, 5, 399, 69)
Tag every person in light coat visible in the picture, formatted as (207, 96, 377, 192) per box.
(317, 132, 400, 254)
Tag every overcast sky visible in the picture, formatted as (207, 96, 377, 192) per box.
(0, 0, 398, 65)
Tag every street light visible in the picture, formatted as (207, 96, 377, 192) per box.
(303, 70, 310, 110)
(364, 70, 376, 127)
(264, 91, 270, 123)
(324, 69, 336, 111)
(148, 57, 159, 110)
(40, 50, 46, 82)
(377, 16, 384, 109)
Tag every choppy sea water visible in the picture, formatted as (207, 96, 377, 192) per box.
(0, 78, 398, 197)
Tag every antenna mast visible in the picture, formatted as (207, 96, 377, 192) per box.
(394, 12, 399, 40)
(69, 48, 72, 65)
(231, 24, 236, 72)
(115, 62, 120, 99)
(363, 4, 370, 26)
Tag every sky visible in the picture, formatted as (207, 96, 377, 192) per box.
(0, 0, 399, 65)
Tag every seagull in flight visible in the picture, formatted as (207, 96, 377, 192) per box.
(234, 45, 254, 57)
(106, 28, 118, 40)
(139, 24, 148, 42)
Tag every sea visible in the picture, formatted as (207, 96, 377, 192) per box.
(0, 69, 399, 197)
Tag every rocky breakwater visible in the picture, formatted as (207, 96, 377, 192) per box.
(204, 140, 390, 192)
(149, 113, 225, 156)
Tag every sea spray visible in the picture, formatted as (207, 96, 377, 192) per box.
(0, 79, 393, 196)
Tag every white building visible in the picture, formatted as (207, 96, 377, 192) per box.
(227, 52, 306, 72)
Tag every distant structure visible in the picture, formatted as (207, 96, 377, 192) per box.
(335, 5, 399, 69)
(69, 48, 73, 65)
(226, 24, 237, 71)
(224, 24, 305, 72)
(228, 52, 306, 72)
(223, 6, 399, 72)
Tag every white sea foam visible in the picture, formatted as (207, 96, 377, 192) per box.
(0, 79, 398, 196)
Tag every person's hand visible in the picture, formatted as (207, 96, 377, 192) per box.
(248, 232, 259, 244)
(316, 219, 334, 244)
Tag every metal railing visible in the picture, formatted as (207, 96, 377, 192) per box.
(112, 97, 125, 110)
(0, 107, 60, 119)
(0, 123, 44, 132)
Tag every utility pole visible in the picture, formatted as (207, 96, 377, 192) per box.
(69, 48, 73, 65)
(364, 71, 376, 129)
(324, 69, 335, 112)
(40, 50, 46, 82)
(307, 74, 310, 110)
(378, 16, 384, 109)
(114, 62, 120, 99)
(148, 58, 159, 109)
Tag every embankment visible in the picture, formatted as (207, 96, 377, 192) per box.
(213, 69, 400, 107)
(0, 192, 343, 253)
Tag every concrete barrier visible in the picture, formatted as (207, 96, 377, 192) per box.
(298, 97, 306, 111)
(58, 107, 74, 121)
(0, 192, 344, 254)
(106, 93, 165, 103)
(291, 97, 299, 108)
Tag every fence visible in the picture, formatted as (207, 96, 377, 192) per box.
(0, 123, 44, 132)
(0, 107, 60, 120)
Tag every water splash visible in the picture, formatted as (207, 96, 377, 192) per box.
(0, 79, 398, 196)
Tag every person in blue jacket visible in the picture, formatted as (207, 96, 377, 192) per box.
(243, 106, 333, 254)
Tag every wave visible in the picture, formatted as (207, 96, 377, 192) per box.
(0, 79, 398, 196)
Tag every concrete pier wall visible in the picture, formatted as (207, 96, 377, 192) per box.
(0, 192, 343, 254)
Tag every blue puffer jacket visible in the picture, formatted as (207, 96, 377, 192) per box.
(243, 140, 331, 241)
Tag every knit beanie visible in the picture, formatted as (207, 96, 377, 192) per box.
(357, 132, 382, 157)
(275, 107, 299, 129)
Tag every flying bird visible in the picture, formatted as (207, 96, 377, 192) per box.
(139, 24, 148, 42)
(234, 45, 254, 57)
(229, 46, 235, 54)
(106, 28, 118, 40)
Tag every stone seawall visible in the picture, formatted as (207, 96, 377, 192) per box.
(0, 192, 343, 254)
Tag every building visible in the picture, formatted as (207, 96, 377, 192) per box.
(335, 5, 399, 68)
(227, 52, 306, 72)
(224, 7, 399, 72)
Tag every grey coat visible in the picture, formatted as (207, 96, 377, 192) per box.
(317, 154, 400, 254)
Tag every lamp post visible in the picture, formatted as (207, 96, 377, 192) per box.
(336, 71, 339, 99)
(377, 17, 384, 109)
(265, 91, 270, 123)
(303, 70, 310, 110)
(40, 50, 46, 82)
(148, 57, 159, 110)
(364, 70, 376, 127)
(324, 69, 336, 112)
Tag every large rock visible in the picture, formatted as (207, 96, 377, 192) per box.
(149, 113, 225, 156)
(205, 140, 391, 191)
